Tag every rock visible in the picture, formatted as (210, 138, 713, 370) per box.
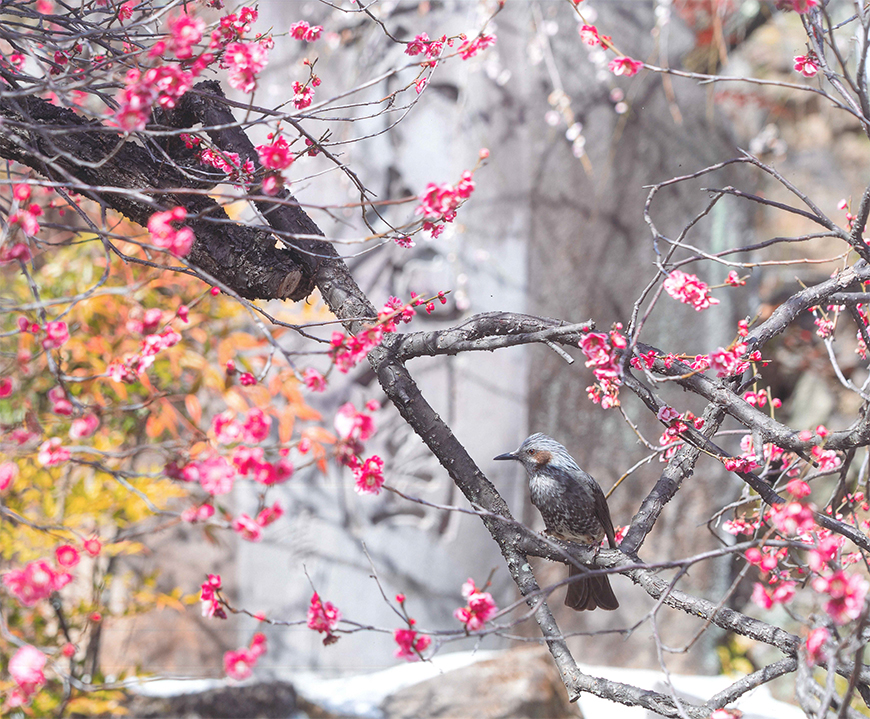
(381, 646, 581, 719)
(124, 681, 298, 719)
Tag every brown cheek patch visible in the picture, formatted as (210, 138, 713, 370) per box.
(534, 450, 552, 467)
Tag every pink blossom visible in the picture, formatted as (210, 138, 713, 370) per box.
(8, 645, 47, 701)
(3, 560, 71, 606)
(55, 545, 80, 568)
(213, 411, 243, 444)
(303, 368, 327, 392)
(168, 14, 205, 59)
(725, 270, 745, 286)
(189, 455, 235, 495)
(608, 56, 644, 77)
(394, 628, 431, 660)
(334, 402, 376, 442)
(454, 578, 498, 631)
(709, 344, 749, 378)
(0, 461, 18, 491)
(805, 626, 830, 666)
(289, 20, 323, 42)
(239, 372, 257, 385)
(256, 135, 294, 170)
(811, 445, 841, 471)
(224, 648, 255, 680)
(768, 500, 816, 536)
(813, 570, 868, 624)
(223, 41, 269, 93)
(786, 479, 811, 499)
(578, 25, 600, 46)
(181, 503, 215, 523)
(147, 206, 195, 257)
(83, 536, 102, 556)
(0, 241, 31, 264)
(48, 385, 73, 415)
(42, 320, 69, 349)
(232, 513, 263, 542)
(777, 0, 819, 13)
(38, 437, 70, 466)
(293, 81, 315, 109)
(793, 54, 818, 77)
(256, 501, 283, 527)
(307, 592, 341, 643)
(663, 270, 719, 311)
(353, 455, 385, 495)
(242, 408, 271, 443)
(458, 33, 496, 60)
(200, 574, 226, 619)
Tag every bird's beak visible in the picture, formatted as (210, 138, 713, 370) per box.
(493, 451, 517, 461)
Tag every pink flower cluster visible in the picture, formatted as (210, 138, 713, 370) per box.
(213, 408, 273, 445)
(181, 503, 215, 523)
(289, 20, 322, 42)
(42, 320, 69, 349)
(108, 326, 183, 381)
(199, 148, 256, 185)
(3, 558, 73, 606)
(116, 65, 196, 131)
(415, 171, 475, 238)
(709, 343, 751, 377)
(147, 206, 195, 257)
(307, 592, 341, 645)
(776, 0, 818, 13)
(231, 501, 283, 542)
(224, 632, 267, 680)
(609, 56, 644, 77)
(8, 184, 43, 236)
(6, 645, 47, 709)
(0, 461, 18, 492)
(394, 625, 431, 660)
(453, 578, 498, 631)
(458, 33, 496, 60)
(350, 455, 385, 495)
(256, 135, 294, 171)
(302, 368, 328, 392)
(812, 571, 868, 625)
(579, 325, 627, 409)
(793, 54, 819, 77)
(223, 41, 270, 94)
(37, 437, 70, 466)
(663, 270, 719, 311)
(200, 573, 226, 618)
(405, 33, 447, 61)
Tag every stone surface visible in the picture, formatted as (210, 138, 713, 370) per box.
(125, 681, 298, 719)
(380, 646, 581, 719)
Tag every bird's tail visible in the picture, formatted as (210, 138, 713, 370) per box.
(565, 565, 619, 611)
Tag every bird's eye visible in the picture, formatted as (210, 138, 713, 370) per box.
(526, 448, 535, 456)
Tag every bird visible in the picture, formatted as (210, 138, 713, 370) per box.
(494, 433, 619, 611)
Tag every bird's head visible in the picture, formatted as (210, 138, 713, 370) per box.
(494, 433, 576, 474)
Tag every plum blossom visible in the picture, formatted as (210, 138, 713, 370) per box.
(42, 320, 69, 349)
(181, 503, 215, 523)
(608, 56, 644, 76)
(805, 627, 830, 665)
(302, 368, 327, 392)
(353, 455, 385, 495)
(578, 25, 601, 45)
(0, 461, 18, 491)
(7, 645, 47, 706)
(394, 627, 431, 660)
(709, 344, 749, 378)
(200, 574, 226, 619)
(83, 536, 102, 556)
(579, 325, 626, 409)
(38, 437, 70, 466)
(307, 592, 341, 644)
(812, 570, 868, 624)
(232, 513, 262, 542)
(147, 206, 195, 257)
(223, 41, 269, 93)
(334, 402, 377, 444)
(224, 648, 255, 680)
(458, 33, 496, 60)
(663, 270, 719, 311)
(3, 559, 72, 606)
(289, 20, 322, 42)
(256, 135, 294, 170)
(794, 54, 818, 77)
(55, 545, 80, 568)
(454, 578, 498, 631)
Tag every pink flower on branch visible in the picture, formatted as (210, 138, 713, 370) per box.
(3, 559, 72, 606)
(147, 206, 195, 257)
(394, 627, 431, 660)
(223, 41, 269, 94)
(663, 270, 719, 311)
(608, 56, 644, 77)
(793, 54, 819, 78)
(458, 33, 496, 60)
(289, 20, 323, 42)
(8, 645, 47, 705)
(454, 578, 498, 631)
(353, 455, 385, 495)
(307, 592, 341, 645)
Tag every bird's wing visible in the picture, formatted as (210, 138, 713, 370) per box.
(593, 484, 617, 548)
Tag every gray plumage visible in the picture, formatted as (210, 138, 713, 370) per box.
(494, 433, 619, 611)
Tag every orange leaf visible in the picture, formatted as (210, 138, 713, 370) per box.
(302, 426, 336, 445)
(185, 394, 202, 426)
(146, 413, 163, 439)
(278, 406, 295, 444)
(224, 388, 251, 414)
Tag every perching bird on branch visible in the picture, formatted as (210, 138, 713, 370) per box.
(495, 433, 619, 611)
